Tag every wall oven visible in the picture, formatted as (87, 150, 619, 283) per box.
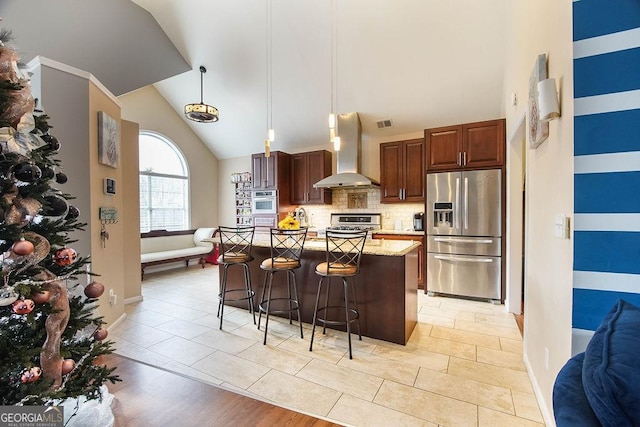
(251, 190, 277, 214)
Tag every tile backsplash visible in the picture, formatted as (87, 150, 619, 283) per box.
(296, 188, 424, 231)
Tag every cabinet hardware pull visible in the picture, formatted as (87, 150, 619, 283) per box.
(458, 152, 461, 166)
(463, 151, 467, 166)
(454, 177, 460, 229)
(434, 237, 493, 244)
(434, 255, 493, 263)
(464, 177, 469, 230)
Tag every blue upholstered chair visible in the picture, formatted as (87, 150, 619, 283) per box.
(553, 299, 640, 427)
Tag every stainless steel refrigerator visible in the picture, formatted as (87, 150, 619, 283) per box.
(426, 169, 502, 301)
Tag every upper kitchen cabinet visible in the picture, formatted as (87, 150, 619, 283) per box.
(380, 138, 425, 203)
(251, 151, 291, 191)
(290, 150, 332, 205)
(425, 118, 505, 172)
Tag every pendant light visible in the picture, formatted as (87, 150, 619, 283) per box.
(264, 0, 274, 157)
(185, 66, 219, 123)
(329, 0, 340, 151)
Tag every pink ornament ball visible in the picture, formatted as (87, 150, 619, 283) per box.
(93, 328, 108, 341)
(12, 299, 35, 315)
(53, 247, 77, 266)
(31, 290, 51, 304)
(84, 282, 105, 298)
(61, 359, 75, 375)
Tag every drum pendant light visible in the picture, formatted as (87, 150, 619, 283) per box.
(185, 66, 219, 123)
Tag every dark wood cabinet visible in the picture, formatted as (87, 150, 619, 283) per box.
(290, 150, 332, 205)
(373, 233, 425, 289)
(251, 151, 290, 190)
(250, 151, 292, 230)
(380, 138, 425, 203)
(425, 119, 505, 172)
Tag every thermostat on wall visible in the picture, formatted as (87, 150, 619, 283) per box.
(104, 178, 116, 195)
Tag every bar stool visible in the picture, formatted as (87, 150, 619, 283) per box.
(217, 225, 257, 330)
(310, 229, 367, 359)
(258, 227, 308, 345)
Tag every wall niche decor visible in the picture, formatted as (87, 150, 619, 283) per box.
(98, 111, 120, 168)
(528, 53, 549, 149)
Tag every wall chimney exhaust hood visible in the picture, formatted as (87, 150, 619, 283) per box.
(313, 112, 379, 189)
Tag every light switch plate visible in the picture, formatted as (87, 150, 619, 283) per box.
(554, 214, 570, 239)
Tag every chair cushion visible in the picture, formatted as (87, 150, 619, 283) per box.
(261, 257, 299, 270)
(553, 352, 601, 427)
(218, 252, 250, 263)
(315, 262, 357, 276)
(582, 299, 640, 427)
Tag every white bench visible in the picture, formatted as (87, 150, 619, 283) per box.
(140, 228, 216, 279)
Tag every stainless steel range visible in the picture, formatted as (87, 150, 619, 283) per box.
(319, 213, 381, 238)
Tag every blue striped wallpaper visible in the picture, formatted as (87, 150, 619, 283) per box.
(572, 0, 640, 332)
(574, 109, 640, 155)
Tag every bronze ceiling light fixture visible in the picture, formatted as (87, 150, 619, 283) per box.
(185, 66, 219, 123)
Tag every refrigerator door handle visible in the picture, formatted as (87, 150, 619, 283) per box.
(434, 237, 494, 244)
(464, 176, 469, 230)
(434, 254, 494, 263)
(455, 177, 460, 229)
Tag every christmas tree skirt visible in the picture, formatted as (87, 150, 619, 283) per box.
(59, 385, 114, 427)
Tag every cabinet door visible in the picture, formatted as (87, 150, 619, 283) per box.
(426, 125, 462, 171)
(403, 138, 425, 202)
(263, 154, 278, 189)
(380, 142, 403, 202)
(251, 153, 278, 189)
(305, 150, 332, 204)
(373, 234, 425, 288)
(290, 153, 307, 204)
(251, 154, 264, 189)
(462, 119, 505, 169)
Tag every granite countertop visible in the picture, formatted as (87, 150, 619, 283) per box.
(252, 235, 420, 256)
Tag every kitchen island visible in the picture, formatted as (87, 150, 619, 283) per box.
(219, 236, 419, 345)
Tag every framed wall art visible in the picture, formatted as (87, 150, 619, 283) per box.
(98, 111, 120, 168)
(528, 53, 549, 149)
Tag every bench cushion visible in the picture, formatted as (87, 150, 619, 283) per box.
(141, 246, 212, 264)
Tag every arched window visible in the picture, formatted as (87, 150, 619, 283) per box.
(139, 131, 190, 232)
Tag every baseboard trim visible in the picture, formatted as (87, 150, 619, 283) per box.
(124, 295, 144, 305)
(523, 352, 555, 427)
(108, 312, 127, 332)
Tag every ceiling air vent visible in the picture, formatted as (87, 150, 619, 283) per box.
(376, 119, 393, 129)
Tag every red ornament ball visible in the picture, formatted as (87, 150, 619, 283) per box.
(84, 281, 105, 298)
(11, 239, 34, 256)
(12, 299, 35, 315)
(53, 247, 77, 266)
(31, 289, 51, 304)
(93, 328, 108, 341)
(61, 359, 75, 375)
(21, 367, 41, 383)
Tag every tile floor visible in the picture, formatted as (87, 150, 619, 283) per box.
(109, 265, 544, 426)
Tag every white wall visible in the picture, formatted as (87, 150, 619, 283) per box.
(503, 1, 574, 424)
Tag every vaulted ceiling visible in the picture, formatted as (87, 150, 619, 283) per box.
(1, 0, 508, 159)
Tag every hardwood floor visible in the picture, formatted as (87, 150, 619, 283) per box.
(101, 354, 342, 427)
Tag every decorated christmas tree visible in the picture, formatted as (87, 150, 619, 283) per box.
(0, 28, 119, 408)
